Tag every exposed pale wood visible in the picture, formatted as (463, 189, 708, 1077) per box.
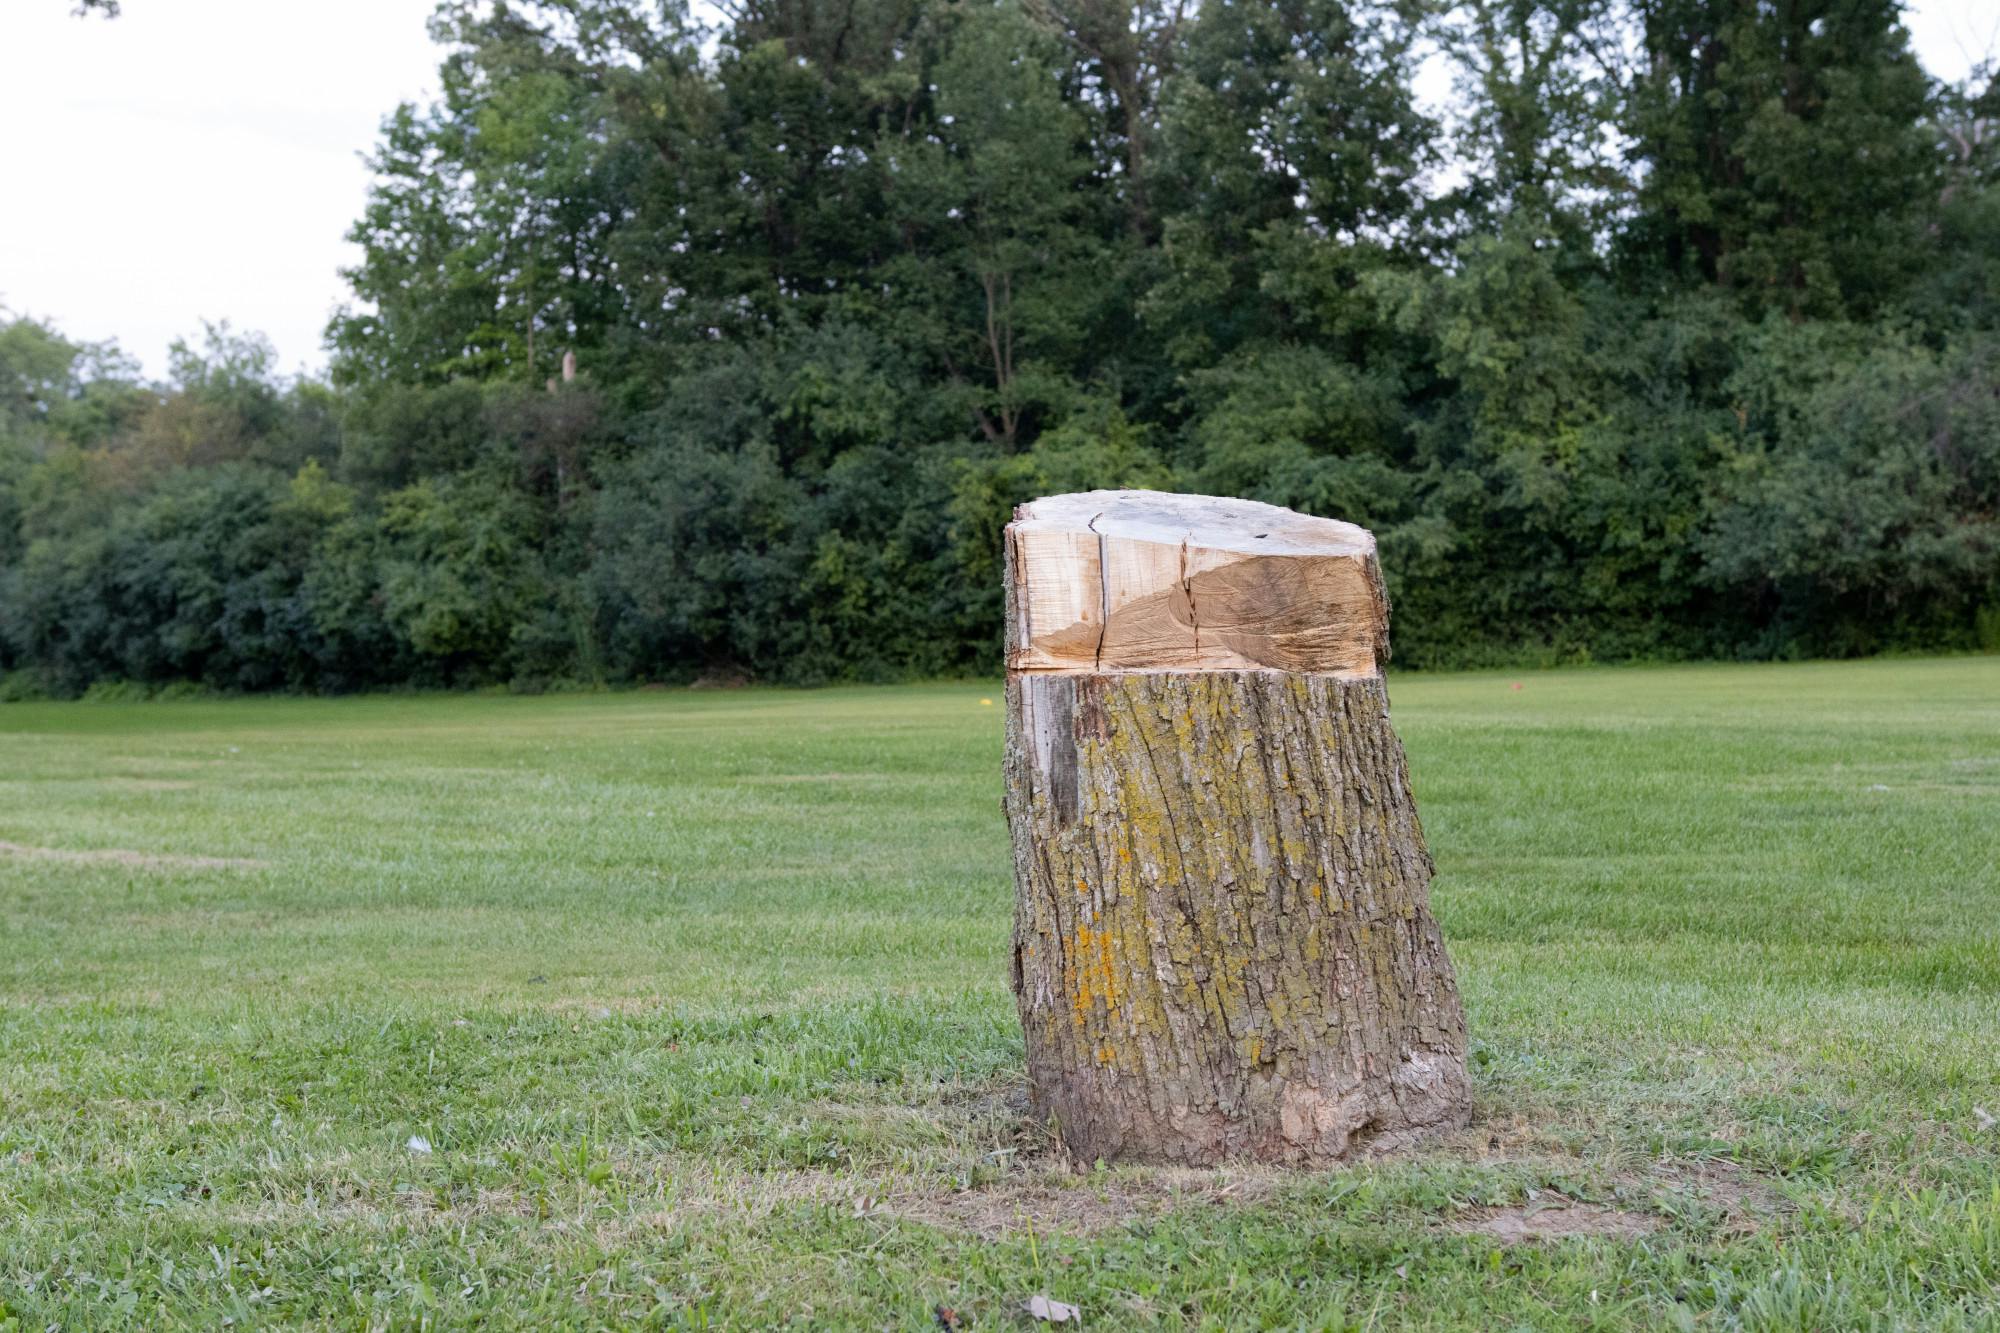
(1006, 490, 1389, 677)
(1003, 491, 1469, 1167)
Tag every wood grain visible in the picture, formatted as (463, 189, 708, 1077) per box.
(1005, 490, 1390, 677)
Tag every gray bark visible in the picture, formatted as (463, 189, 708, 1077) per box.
(1004, 669, 1470, 1166)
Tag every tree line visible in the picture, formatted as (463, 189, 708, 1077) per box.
(3, 0, 1997, 696)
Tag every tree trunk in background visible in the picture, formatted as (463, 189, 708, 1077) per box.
(1003, 490, 1469, 1166)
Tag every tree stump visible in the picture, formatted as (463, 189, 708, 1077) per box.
(1003, 490, 1470, 1166)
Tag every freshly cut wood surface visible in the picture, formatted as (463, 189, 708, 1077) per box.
(1005, 490, 1389, 677)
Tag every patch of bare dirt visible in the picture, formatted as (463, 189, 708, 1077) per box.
(882, 1167, 1283, 1239)
(0, 840, 265, 871)
(1638, 1157, 1790, 1236)
(1443, 1157, 1788, 1245)
(1453, 1197, 1660, 1242)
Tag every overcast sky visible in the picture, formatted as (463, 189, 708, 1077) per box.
(1, 1, 1994, 382)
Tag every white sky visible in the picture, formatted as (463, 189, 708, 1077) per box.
(0, 0, 440, 380)
(0, 0, 1994, 382)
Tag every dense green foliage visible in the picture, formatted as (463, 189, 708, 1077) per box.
(4, 0, 1998, 692)
(3, 663, 1999, 1325)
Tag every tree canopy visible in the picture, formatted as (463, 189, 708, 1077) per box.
(4, 0, 1997, 695)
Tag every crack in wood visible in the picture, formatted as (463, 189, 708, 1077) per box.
(1180, 531, 1198, 657)
(1088, 510, 1109, 672)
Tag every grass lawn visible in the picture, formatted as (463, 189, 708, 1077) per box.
(2, 657, 1998, 1329)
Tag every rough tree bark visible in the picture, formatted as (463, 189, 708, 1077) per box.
(1003, 491, 1470, 1167)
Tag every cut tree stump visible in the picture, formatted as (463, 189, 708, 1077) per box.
(1003, 490, 1470, 1166)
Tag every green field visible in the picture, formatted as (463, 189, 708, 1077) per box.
(2, 659, 1998, 1329)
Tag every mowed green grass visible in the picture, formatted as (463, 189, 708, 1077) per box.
(2, 659, 1997, 1330)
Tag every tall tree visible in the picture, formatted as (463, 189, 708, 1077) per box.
(1437, 0, 1630, 241)
(1623, 0, 1935, 318)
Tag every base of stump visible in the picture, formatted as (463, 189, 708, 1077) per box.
(1004, 670, 1471, 1167)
